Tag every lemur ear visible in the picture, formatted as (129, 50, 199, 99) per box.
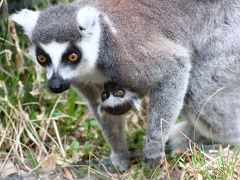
(77, 6, 100, 33)
(10, 9, 39, 38)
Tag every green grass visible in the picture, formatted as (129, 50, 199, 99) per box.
(1, 1, 240, 179)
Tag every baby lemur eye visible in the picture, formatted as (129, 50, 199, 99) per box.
(68, 53, 79, 62)
(101, 92, 110, 101)
(114, 89, 125, 97)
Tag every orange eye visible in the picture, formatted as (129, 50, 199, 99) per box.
(37, 55, 47, 63)
(68, 53, 78, 62)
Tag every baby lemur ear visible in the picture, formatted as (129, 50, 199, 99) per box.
(10, 9, 39, 38)
(77, 6, 100, 34)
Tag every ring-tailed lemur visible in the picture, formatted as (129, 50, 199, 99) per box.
(100, 81, 141, 115)
(11, 0, 240, 172)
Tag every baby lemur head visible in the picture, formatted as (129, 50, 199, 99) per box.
(100, 82, 141, 115)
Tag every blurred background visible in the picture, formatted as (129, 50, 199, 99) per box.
(8, 0, 66, 12)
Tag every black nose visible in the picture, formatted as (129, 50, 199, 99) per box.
(48, 74, 71, 93)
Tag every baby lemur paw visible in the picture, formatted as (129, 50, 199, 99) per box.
(143, 139, 165, 168)
(110, 152, 131, 173)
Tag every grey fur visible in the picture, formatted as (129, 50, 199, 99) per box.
(12, 0, 240, 171)
(75, 83, 130, 172)
(32, 3, 82, 44)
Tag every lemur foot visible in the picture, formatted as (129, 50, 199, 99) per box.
(90, 152, 131, 173)
(165, 133, 190, 156)
(165, 122, 196, 156)
(143, 138, 164, 169)
(82, 156, 129, 174)
(4, 173, 23, 180)
(82, 151, 139, 173)
(110, 152, 131, 173)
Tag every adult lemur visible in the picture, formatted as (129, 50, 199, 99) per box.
(11, 0, 240, 171)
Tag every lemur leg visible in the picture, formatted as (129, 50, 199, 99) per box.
(166, 121, 195, 154)
(167, 84, 240, 153)
(98, 111, 130, 172)
(142, 45, 191, 168)
(184, 54, 240, 146)
(75, 83, 130, 172)
(167, 87, 240, 153)
(189, 83, 240, 144)
(166, 117, 208, 154)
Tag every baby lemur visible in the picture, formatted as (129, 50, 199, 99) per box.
(100, 81, 141, 115)
(11, 0, 240, 172)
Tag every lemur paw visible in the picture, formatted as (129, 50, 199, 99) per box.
(143, 139, 164, 169)
(91, 155, 129, 173)
(165, 137, 187, 156)
(110, 152, 131, 173)
(165, 122, 195, 156)
(144, 157, 164, 169)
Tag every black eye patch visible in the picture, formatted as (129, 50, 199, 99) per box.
(36, 46, 51, 67)
(61, 45, 82, 66)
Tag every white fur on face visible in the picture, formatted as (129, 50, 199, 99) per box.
(29, 45, 54, 80)
(11, 9, 39, 37)
(29, 45, 37, 64)
(64, 6, 107, 83)
(102, 95, 130, 108)
(23, 6, 106, 83)
(101, 90, 141, 110)
(46, 66, 54, 80)
(39, 41, 68, 79)
(57, 24, 106, 83)
(33, 34, 106, 83)
(30, 32, 106, 83)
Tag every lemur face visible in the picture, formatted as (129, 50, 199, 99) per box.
(35, 44, 82, 93)
(100, 82, 141, 115)
(11, 4, 105, 93)
(101, 83, 125, 102)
